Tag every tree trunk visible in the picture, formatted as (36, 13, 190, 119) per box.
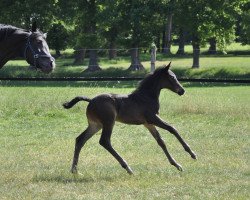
(156, 33, 161, 53)
(161, 30, 166, 53)
(108, 41, 117, 60)
(73, 49, 86, 65)
(128, 47, 144, 71)
(85, 50, 101, 72)
(55, 49, 61, 57)
(192, 42, 200, 68)
(176, 28, 185, 55)
(208, 37, 217, 54)
(162, 14, 173, 55)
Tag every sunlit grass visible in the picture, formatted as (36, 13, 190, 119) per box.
(0, 82, 249, 199)
(58, 43, 250, 55)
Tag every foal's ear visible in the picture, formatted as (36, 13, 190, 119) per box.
(31, 21, 37, 32)
(164, 62, 171, 71)
(43, 33, 47, 38)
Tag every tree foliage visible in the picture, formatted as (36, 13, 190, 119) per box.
(0, 0, 249, 69)
(239, 1, 250, 45)
(0, 0, 56, 30)
(47, 22, 69, 56)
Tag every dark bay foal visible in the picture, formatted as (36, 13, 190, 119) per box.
(63, 63, 197, 174)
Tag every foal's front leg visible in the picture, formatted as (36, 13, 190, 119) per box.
(145, 124, 183, 171)
(148, 115, 197, 159)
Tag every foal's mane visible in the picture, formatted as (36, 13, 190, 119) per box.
(134, 67, 164, 92)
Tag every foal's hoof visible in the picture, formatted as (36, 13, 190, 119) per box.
(175, 164, 183, 171)
(191, 152, 197, 159)
(125, 166, 134, 175)
(71, 168, 78, 174)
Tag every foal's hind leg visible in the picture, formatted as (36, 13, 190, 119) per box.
(148, 115, 197, 159)
(71, 123, 101, 174)
(99, 124, 133, 175)
(145, 124, 183, 171)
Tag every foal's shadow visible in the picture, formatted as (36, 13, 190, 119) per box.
(32, 171, 123, 183)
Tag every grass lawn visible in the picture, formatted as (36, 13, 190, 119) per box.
(0, 81, 249, 199)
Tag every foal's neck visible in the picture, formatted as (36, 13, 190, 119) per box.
(132, 79, 162, 101)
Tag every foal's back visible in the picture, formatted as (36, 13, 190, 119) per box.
(86, 93, 147, 125)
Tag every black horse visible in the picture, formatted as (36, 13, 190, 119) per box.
(0, 22, 55, 73)
(63, 63, 197, 175)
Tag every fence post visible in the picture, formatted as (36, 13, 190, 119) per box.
(150, 44, 157, 72)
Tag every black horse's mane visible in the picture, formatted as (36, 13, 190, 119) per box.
(0, 24, 43, 42)
(0, 24, 18, 42)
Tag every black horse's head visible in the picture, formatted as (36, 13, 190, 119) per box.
(24, 22, 55, 73)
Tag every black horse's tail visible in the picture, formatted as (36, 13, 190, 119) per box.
(63, 96, 91, 109)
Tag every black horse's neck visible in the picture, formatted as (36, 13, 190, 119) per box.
(0, 26, 29, 67)
(0, 25, 16, 42)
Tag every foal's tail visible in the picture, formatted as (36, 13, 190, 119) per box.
(63, 96, 91, 109)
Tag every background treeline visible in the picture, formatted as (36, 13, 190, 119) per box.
(0, 0, 249, 71)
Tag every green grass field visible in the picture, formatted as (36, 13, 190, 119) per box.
(0, 81, 249, 199)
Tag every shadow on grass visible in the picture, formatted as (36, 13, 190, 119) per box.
(0, 65, 148, 78)
(1, 63, 250, 80)
(0, 80, 139, 88)
(0, 80, 249, 89)
(33, 174, 95, 183)
(32, 171, 123, 184)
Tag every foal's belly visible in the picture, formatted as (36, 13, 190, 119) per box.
(116, 116, 145, 125)
(116, 108, 146, 125)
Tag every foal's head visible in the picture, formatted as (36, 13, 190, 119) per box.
(158, 62, 185, 96)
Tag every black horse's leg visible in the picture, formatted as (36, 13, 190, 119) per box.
(99, 124, 133, 175)
(148, 115, 197, 159)
(71, 123, 101, 174)
(145, 124, 183, 171)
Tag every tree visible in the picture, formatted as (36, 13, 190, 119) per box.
(238, 2, 250, 45)
(162, 0, 174, 55)
(176, 28, 187, 55)
(0, 0, 56, 30)
(57, 0, 86, 65)
(117, 0, 161, 70)
(207, 37, 217, 54)
(82, 0, 102, 72)
(47, 22, 69, 57)
(99, 1, 120, 60)
(176, 0, 245, 68)
(57, 0, 102, 71)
